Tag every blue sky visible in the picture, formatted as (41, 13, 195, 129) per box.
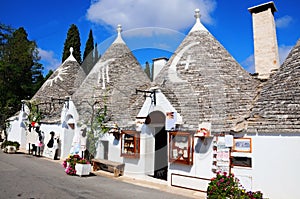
(1, 0, 299, 75)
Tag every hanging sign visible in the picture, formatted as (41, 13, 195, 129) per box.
(165, 112, 177, 131)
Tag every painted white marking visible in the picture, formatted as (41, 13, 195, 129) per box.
(168, 42, 199, 82)
(95, 59, 115, 89)
(42, 66, 70, 89)
(181, 55, 196, 70)
(102, 67, 105, 89)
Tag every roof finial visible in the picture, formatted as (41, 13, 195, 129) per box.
(194, 8, 201, 20)
(113, 24, 125, 44)
(117, 24, 122, 35)
(63, 46, 77, 63)
(189, 8, 208, 33)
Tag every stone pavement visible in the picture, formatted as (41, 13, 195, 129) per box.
(92, 170, 206, 199)
(18, 149, 206, 199)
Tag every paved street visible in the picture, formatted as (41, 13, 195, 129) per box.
(0, 151, 200, 199)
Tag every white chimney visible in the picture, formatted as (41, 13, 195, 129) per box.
(248, 1, 280, 79)
(152, 57, 168, 81)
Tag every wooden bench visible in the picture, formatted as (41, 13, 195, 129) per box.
(92, 159, 125, 177)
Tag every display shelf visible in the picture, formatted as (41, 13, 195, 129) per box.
(169, 131, 194, 165)
(121, 130, 140, 158)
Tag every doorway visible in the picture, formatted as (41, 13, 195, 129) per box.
(154, 126, 168, 180)
(148, 111, 168, 180)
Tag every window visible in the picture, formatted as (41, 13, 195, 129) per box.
(169, 131, 194, 165)
(231, 156, 252, 168)
(121, 130, 140, 158)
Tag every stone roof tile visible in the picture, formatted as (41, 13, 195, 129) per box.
(72, 28, 150, 128)
(154, 17, 259, 133)
(246, 39, 300, 133)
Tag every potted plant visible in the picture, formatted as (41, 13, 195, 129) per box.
(1, 140, 20, 153)
(62, 154, 91, 177)
(75, 158, 91, 177)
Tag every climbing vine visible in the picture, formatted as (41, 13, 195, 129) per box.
(85, 100, 110, 160)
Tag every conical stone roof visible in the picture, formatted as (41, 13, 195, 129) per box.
(154, 9, 259, 133)
(72, 25, 150, 128)
(247, 39, 300, 133)
(31, 48, 86, 123)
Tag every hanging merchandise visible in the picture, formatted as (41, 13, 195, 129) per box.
(211, 136, 231, 174)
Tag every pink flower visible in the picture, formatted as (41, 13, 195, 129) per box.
(62, 161, 67, 168)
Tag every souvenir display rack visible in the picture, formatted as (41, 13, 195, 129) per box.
(120, 130, 140, 158)
(169, 131, 194, 165)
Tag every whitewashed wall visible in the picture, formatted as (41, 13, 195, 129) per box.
(168, 136, 215, 191)
(248, 135, 300, 199)
(98, 131, 155, 177)
(7, 118, 27, 149)
(40, 123, 62, 159)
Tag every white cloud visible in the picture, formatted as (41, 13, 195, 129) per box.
(241, 55, 255, 74)
(86, 0, 217, 31)
(275, 15, 293, 28)
(38, 48, 61, 74)
(241, 45, 293, 73)
(278, 45, 293, 64)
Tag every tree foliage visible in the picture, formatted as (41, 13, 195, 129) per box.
(0, 25, 43, 129)
(94, 43, 100, 64)
(81, 29, 95, 74)
(85, 101, 110, 160)
(144, 61, 151, 80)
(83, 29, 94, 61)
(62, 24, 81, 64)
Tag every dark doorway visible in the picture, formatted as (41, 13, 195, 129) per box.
(154, 126, 168, 180)
(101, 141, 109, 160)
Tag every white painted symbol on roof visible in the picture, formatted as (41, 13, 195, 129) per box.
(181, 55, 196, 70)
(96, 58, 115, 89)
(168, 42, 199, 82)
(42, 66, 70, 89)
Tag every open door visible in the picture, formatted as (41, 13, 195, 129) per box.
(154, 126, 168, 180)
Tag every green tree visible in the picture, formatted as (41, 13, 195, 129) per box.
(85, 101, 110, 160)
(0, 24, 13, 57)
(62, 24, 81, 64)
(0, 26, 43, 129)
(44, 69, 54, 80)
(0, 24, 13, 130)
(94, 43, 100, 64)
(83, 29, 94, 61)
(82, 29, 94, 74)
(144, 61, 151, 80)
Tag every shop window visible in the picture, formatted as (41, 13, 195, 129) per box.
(169, 131, 194, 165)
(121, 130, 140, 158)
(231, 156, 252, 168)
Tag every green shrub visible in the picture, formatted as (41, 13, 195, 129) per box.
(1, 140, 20, 150)
(207, 172, 263, 199)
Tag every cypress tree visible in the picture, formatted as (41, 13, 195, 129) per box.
(94, 43, 100, 64)
(83, 29, 94, 61)
(144, 61, 151, 80)
(81, 29, 94, 74)
(62, 24, 81, 63)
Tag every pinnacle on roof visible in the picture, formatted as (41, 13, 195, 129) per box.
(64, 47, 77, 63)
(189, 8, 208, 33)
(113, 24, 125, 44)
